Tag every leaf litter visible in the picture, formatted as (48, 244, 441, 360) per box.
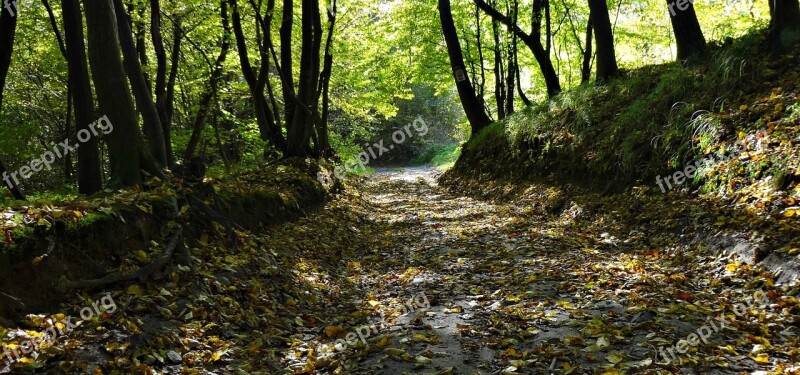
(0, 164, 798, 374)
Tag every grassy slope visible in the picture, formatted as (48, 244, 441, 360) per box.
(448, 31, 800, 203)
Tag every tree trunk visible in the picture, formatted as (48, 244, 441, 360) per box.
(150, 0, 176, 167)
(316, 0, 336, 157)
(581, 16, 593, 83)
(0, 4, 25, 200)
(113, 0, 168, 167)
(587, 0, 617, 80)
(511, 0, 531, 107)
(165, 17, 182, 164)
(230, 0, 286, 152)
(280, 0, 296, 131)
(492, 19, 505, 120)
(440, 0, 493, 134)
(84, 0, 164, 187)
(666, 0, 706, 61)
(62, 0, 103, 194)
(505, 38, 515, 116)
(475, 0, 561, 97)
(769, 0, 800, 55)
(132, 4, 152, 94)
(286, 0, 323, 157)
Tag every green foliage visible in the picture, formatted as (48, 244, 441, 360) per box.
(429, 143, 463, 171)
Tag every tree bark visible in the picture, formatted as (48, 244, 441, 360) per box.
(492, 19, 505, 120)
(132, 4, 152, 94)
(769, 0, 800, 55)
(587, 0, 617, 80)
(113, 0, 168, 167)
(150, 0, 176, 167)
(0, 4, 25, 200)
(581, 16, 593, 83)
(440, 0, 493, 134)
(505, 37, 515, 116)
(61, 0, 103, 194)
(165, 17, 182, 161)
(84, 0, 164, 187)
(230, 0, 286, 152)
(286, 0, 323, 157)
(316, 0, 336, 157)
(666, 0, 706, 61)
(280, 0, 296, 131)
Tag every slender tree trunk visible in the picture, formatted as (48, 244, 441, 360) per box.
(61, 0, 103, 194)
(666, 0, 706, 61)
(43, 0, 74, 182)
(492, 19, 505, 120)
(505, 38, 515, 115)
(440, 0, 493, 134)
(113, 0, 168, 167)
(185, 0, 231, 161)
(0, 4, 16, 110)
(150, 0, 176, 167)
(165, 17, 182, 161)
(63, 80, 74, 180)
(280, 0, 296, 131)
(511, 0, 531, 107)
(769, 0, 800, 55)
(0, 4, 25, 200)
(316, 0, 336, 157)
(475, 5, 487, 110)
(132, 4, 152, 94)
(588, 0, 617, 80)
(514, 45, 531, 106)
(42, 0, 67, 56)
(581, 16, 593, 83)
(84, 0, 164, 187)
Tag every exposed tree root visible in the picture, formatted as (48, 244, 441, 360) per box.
(66, 224, 184, 291)
(187, 195, 245, 231)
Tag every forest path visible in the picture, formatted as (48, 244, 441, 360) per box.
(6, 167, 794, 375)
(288, 167, 795, 374)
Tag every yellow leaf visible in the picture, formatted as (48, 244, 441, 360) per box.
(565, 336, 584, 345)
(210, 349, 228, 362)
(133, 250, 149, 263)
(367, 300, 380, 307)
(606, 352, 624, 364)
(754, 353, 769, 364)
(324, 325, 346, 338)
(127, 285, 143, 295)
(725, 262, 740, 272)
